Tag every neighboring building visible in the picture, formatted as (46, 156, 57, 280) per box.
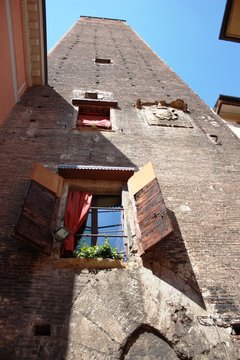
(0, 0, 47, 124)
(214, 95, 240, 138)
(219, 0, 240, 43)
(0, 15, 240, 359)
(215, 0, 240, 136)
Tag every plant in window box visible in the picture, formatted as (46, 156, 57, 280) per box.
(73, 238, 123, 260)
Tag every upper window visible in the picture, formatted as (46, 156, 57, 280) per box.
(95, 58, 112, 64)
(72, 97, 118, 131)
(77, 104, 111, 129)
(85, 92, 98, 99)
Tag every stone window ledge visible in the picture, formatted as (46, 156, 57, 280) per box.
(54, 257, 127, 269)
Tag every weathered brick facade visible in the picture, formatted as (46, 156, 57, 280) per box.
(0, 16, 239, 359)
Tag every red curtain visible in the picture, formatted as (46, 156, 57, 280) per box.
(61, 190, 92, 256)
(77, 114, 111, 129)
(82, 118, 111, 128)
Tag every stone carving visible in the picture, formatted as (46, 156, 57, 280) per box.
(144, 105, 193, 128)
(151, 105, 179, 121)
(135, 98, 193, 128)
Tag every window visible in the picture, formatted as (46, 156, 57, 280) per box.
(231, 322, 240, 337)
(77, 104, 111, 129)
(75, 195, 126, 258)
(72, 98, 118, 130)
(14, 162, 173, 259)
(58, 165, 134, 258)
(85, 92, 98, 99)
(95, 57, 111, 64)
(34, 323, 51, 336)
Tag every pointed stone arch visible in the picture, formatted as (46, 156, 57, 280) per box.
(65, 268, 238, 359)
(119, 323, 179, 359)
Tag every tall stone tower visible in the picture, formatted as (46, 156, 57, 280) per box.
(0, 16, 239, 359)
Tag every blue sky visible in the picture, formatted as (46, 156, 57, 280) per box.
(46, 0, 240, 108)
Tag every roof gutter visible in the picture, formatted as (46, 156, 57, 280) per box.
(41, 0, 48, 84)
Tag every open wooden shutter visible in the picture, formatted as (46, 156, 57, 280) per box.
(128, 162, 173, 255)
(14, 164, 63, 254)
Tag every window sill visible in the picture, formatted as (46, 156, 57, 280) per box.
(54, 257, 127, 269)
(73, 127, 113, 132)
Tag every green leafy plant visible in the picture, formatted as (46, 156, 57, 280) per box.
(73, 238, 123, 260)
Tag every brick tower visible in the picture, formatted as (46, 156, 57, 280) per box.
(0, 16, 239, 359)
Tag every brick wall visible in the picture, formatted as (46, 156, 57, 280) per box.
(48, 16, 240, 318)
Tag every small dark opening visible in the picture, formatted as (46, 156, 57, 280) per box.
(231, 323, 240, 336)
(85, 92, 98, 99)
(95, 58, 111, 64)
(34, 323, 51, 336)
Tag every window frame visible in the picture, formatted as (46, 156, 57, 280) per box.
(85, 92, 98, 99)
(14, 162, 173, 261)
(72, 98, 118, 131)
(95, 57, 112, 64)
(77, 105, 111, 130)
(75, 194, 127, 257)
(56, 165, 136, 258)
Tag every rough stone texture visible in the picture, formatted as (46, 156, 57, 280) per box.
(0, 16, 239, 359)
(124, 331, 179, 359)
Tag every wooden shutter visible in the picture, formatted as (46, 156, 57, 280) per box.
(14, 164, 63, 254)
(128, 162, 173, 255)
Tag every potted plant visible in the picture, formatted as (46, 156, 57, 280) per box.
(73, 238, 124, 260)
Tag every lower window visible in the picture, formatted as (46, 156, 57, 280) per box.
(75, 195, 126, 256)
(14, 162, 173, 260)
(62, 189, 127, 259)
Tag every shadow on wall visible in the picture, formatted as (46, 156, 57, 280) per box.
(0, 241, 75, 359)
(0, 85, 136, 359)
(142, 210, 206, 309)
